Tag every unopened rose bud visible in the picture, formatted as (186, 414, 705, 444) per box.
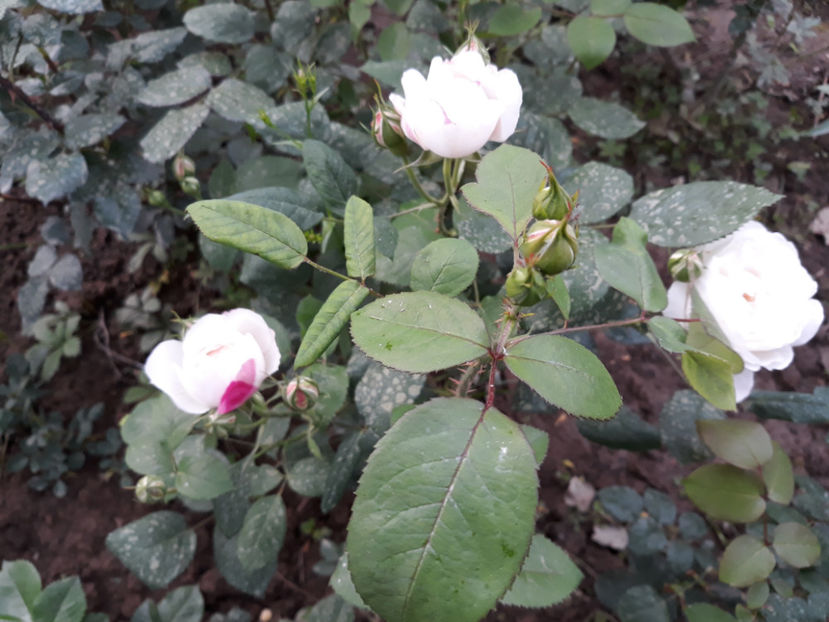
(532, 173, 571, 221)
(455, 28, 490, 64)
(505, 266, 546, 307)
(372, 105, 409, 157)
(520, 220, 579, 276)
(284, 376, 320, 411)
(172, 154, 196, 181)
(668, 249, 704, 283)
(180, 176, 200, 198)
(135, 475, 166, 503)
(147, 189, 167, 207)
(293, 63, 317, 100)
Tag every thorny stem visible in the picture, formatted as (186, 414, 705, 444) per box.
(0, 75, 64, 134)
(453, 360, 483, 398)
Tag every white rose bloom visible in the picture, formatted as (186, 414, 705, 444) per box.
(389, 50, 522, 159)
(663, 221, 824, 402)
(145, 308, 280, 414)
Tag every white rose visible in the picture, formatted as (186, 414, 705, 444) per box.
(389, 50, 522, 159)
(663, 221, 824, 402)
(145, 308, 280, 414)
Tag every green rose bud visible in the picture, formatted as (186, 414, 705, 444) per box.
(180, 176, 201, 198)
(371, 104, 409, 158)
(293, 63, 317, 100)
(520, 220, 579, 276)
(668, 249, 704, 282)
(505, 266, 546, 307)
(146, 189, 167, 207)
(284, 376, 320, 411)
(135, 475, 166, 503)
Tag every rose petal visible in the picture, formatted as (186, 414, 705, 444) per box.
(217, 358, 258, 414)
(733, 369, 755, 403)
(223, 308, 281, 374)
(144, 340, 211, 414)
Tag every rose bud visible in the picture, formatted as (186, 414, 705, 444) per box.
(135, 475, 167, 503)
(371, 104, 409, 157)
(667, 249, 704, 283)
(505, 266, 546, 307)
(172, 154, 196, 181)
(144, 308, 280, 415)
(520, 219, 579, 276)
(284, 376, 320, 411)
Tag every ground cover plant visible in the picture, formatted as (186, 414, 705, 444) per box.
(1, 0, 828, 621)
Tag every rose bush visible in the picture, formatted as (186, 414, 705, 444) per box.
(144, 308, 280, 414)
(389, 49, 522, 158)
(663, 221, 824, 401)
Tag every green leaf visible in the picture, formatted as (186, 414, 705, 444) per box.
(629, 181, 782, 247)
(682, 349, 736, 411)
(350, 292, 489, 373)
(30, 577, 85, 622)
(623, 2, 695, 47)
(225, 188, 322, 230)
(207, 78, 274, 124)
(461, 145, 548, 241)
(746, 387, 829, 424)
(235, 156, 303, 192)
(140, 103, 209, 164)
(591, 0, 631, 16)
(105, 511, 196, 589)
(303, 140, 358, 210)
(773, 523, 821, 568)
(347, 398, 538, 622)
(568, 97, 645, 139)
(321, 432, 370, 513)
(213, 526, 277, 598)
(685, 603, 737, 622)
(122, 395, 195, 476)
(36, 0, 102, 13)
(344, 196, 376, 279)
(576, 406, 661, 451)
(567, 16, 616, 70)
(683, 464, 766, 523)
(616, 585, 670, 622)
(154, 585, 203, 622)
(504, 335, 621, 420)
(64, 113, 126, 149)
(286, 456, 331, 497)
(546, 275, 571, 320)
(174, 437, 233, 501)
(377, 22, 411, 60)
(594, 217, 667, 312)
(746, 581, 770, 609)
(0, 560, 41, 622)
(719, 535, 775, 587)
(330, 554, 367, 609)
(183, 3, 255, 44)
(763, 442, 794, 505)
(598, 486, 643, 522)
(488, 5, 542, 36)
(500, 535, 582, 607)
(295, 281, 369, 368)
(568, 161, 633, 224)
(520, 424, 549, 466)
(136, 66, 212, 107)
(187, 200, 308, 269)
(26, 153, 88, 204)
(644, 488, 676, 525)
(511, 111, 572, 169)
(237, 495, 287, 571)
(696, 419, 773, 469)
(454, 196, 512, 254)
(410, 238, 479, 297)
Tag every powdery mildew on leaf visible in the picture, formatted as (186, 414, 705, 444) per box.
(105, 511, 196, 589)
(354, 362, 425, 433)
(568, 97, 645, 139)
(140, 103, 209, 164)
(207, 78, 274, 124)
(569, 161, 634, 224)
(630, 181, 782, 247)
(25, 153, 88, 204)
(136, 67, 211, 108)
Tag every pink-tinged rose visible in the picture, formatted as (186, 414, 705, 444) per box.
(663, 221, 824, 402)
(388, 50, 522, 159)
(145, 308, 280, 414)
